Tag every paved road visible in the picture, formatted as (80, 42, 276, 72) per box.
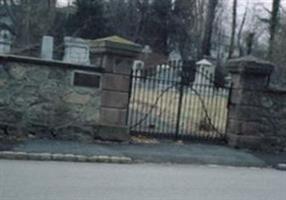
(0, 160, 285, 200)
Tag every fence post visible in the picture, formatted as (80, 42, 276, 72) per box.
(175, 76, 184, 140)
(226, 56, 274, 149)
(90, 36, 141, 141)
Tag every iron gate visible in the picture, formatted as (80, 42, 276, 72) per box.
(127, 61, 231, 142)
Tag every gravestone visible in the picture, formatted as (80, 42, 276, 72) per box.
(63, 37, 90, 64)
(194, 59, 216, 86)
(0, 30, 11, 54)
(41, 36, 54, 60)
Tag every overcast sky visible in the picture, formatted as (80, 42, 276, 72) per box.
(58, 0, 73, 6)
(57, 0, 286, 19)
(58, 0, 286, 10)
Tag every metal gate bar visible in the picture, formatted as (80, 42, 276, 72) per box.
(128, 60, 231, 142)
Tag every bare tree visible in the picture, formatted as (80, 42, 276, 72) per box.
(270, 11, 286, 85)
(245, 32, 255, 55)
(201, 0, 218, 57)
(237, 2, 248, 56)
(171, 0, 205, 60)
(228, 0, 237, 59)
(268, 0, 281, 60)
(2, 0, 57, 48)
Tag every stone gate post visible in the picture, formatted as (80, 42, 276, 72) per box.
(90, 36, 141, 141)
(226, 56, 275, 149)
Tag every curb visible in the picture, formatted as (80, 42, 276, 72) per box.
(0, 151, 132, 164)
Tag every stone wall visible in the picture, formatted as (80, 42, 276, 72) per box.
(226, 56, 286, 151)
(0, 58, 101, 142)
(0, 36, 141, 143)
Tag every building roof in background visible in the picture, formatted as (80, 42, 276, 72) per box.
(87, 36, 138, 46)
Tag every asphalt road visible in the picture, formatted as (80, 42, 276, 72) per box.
(0, 160, 285, 200)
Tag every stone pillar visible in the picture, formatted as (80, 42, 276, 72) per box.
(90, 36, 142, 141)
(226, 56, 275, 149)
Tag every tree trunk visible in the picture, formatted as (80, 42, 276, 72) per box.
(246, 32, 255, 55)
(268, 0, 281, 60)
(237, 4, 248, 57)
(228, 0, 237, 59)
(201, 0, 218, 57)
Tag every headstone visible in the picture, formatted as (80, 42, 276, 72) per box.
(168, 50, 182, 62)
(142, 45, 152, 54)
(41, 36, 54, 60)
(192, 59, 216, 95)
(194, 59, 215, 86)
(0, 30, 12, 54)
(225, 74, 232, 87)
(132, 60, 144, 76)
(63, 37, 90, 65)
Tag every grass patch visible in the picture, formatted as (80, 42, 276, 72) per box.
(129, 86, 229, 137)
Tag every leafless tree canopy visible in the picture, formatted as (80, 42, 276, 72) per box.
(0, 0, 285, 84)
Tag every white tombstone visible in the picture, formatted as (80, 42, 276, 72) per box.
(63, 37, 90, 64)
(133, 60, 144, 76)
(0, 30, 12, 54)
(41, 36, 54, 60)
(225, 74, 232, 87)
(142, 45, 152, 54)
(168, 50, 182, 62)
(194, 59, 216, 86)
